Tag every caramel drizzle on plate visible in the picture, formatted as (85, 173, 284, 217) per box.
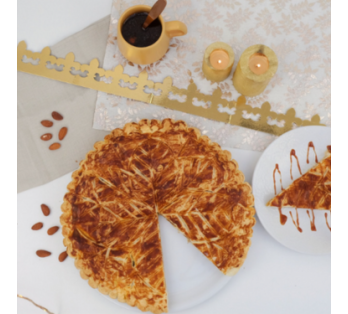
(278, 207, 287, 225)
(325, 210, 331, 232)
(289, 208, 302, 232)
(290, 149, 302, 180)
(273, 163, 284, 195)
(306, 209, 317, 231)
(273, 164, 287, 225)
(307, 141, 318, 164)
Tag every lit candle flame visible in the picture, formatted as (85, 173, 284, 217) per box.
(218, 60, 222, 64)
(256, 64, 261, 68)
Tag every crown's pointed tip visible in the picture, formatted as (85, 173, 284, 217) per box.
(285, 107, 296, 116)
(41, 46, 52, 55)
(260, 101, 271, 110)
(65, 52, 75, 62)
(311, 114, 321, 123)
(18, 40, 27, 48)
(90, 58, 99, 64)
(114, 64, 124, 71)
(163, 76, 173, 84)
(188, 81, 197, 90)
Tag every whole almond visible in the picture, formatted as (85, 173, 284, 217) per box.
(58, 127, 68, 140)
(52, 111, 63, 120)
(41, 204, 50, 216)
(31, 222, 43, 230)
(40, 133, 52, 141)
(59, 251, 68, 262)
(49, 143, 61, 150)
(47, 226, 59, 235)
(36, 250, 51, 258)
(41, 120, 53, 127)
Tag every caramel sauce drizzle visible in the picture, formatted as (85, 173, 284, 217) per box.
(278, 207, 288, 225)
(327, 145, 331, 153)
(325, 211, 331, 232)
(273, 164, 287, 225)
(290, 149, 302, 180)
(307, 141, 318, 164)
(273, 163, 284, 195)
(289, 208, 302, 232)
(306, 209, 317, 231)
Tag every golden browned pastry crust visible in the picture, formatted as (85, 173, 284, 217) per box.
(60, 119, 255, 313)
(267, 154, 331, 210)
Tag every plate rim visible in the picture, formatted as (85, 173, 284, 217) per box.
(252, 125, 331, 255)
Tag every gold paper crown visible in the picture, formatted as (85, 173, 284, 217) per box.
(17, 41, 323, 135)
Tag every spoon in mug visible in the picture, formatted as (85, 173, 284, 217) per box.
(142, 0, 167, 29)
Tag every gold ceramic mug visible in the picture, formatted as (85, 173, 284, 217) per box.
(117, 5, 187, 65)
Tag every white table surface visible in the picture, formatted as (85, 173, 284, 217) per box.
(17, 1, 330, 313)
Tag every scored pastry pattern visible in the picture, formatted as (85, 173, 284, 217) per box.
(60, 119, 255, 313)
(267, 154, 331, 210)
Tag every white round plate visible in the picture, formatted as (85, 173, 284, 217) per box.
(252, 126, 331, 254)
(104, 215, 231, 312)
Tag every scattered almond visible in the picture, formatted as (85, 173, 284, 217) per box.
(52, 111, 63, 120)
(36, 250, 51, 258)
(49, 143, 61, 150)
(41, 204, 50, 216)
(31, 222, 43, 230)
(41, 120, 53, 127)
(40, 133, 52, 141)
(58, 127, 68, 140)
(47, 226, 60, 235)
(59, 251, 68, 262)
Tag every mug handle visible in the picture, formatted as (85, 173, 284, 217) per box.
(165, 21, 187, 38)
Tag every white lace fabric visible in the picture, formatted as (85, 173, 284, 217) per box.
(93, 0, 330, 152)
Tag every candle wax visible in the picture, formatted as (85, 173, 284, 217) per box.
(209, 49, 230, 70)
(248, 53, 269, 75)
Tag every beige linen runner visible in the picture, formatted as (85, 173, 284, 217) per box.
(17, 16, 110, 193)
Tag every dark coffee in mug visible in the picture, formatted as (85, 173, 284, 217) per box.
(121, 12, 162, 48)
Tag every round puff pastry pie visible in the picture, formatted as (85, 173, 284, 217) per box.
(60, 119, 255, 313)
